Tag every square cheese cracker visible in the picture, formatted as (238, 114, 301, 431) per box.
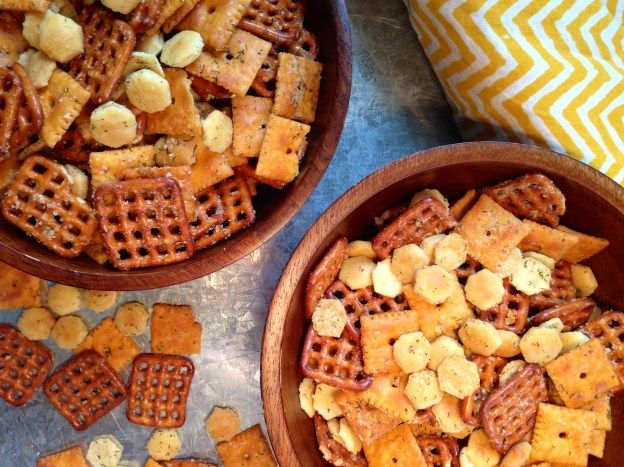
(37, 445, 88, 467)
(518, 219, 579, 260)
(151, 303, 202, 355)
(455, 194, 531, 273)
(231, 95, 272, 158)
(216, 424, 276, 467)
(0, 261, 42, 309)
(363, 424, 426, 467)
(186, 29, 271, 97)
(89, 145, 156, 190)
(359, 372, 416, 422)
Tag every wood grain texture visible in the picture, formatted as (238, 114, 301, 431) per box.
(0, 0, 352, 290)
(261, 141, 624, 467)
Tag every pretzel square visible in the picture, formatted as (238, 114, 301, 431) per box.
(300, 327, 371, 392)
(529, 260, 576, 310)
(273, 52, 322, 124)
(193, 175, 256, 249)
(1, 155, 97, 258)
(190, 145, 234, 194)
(360, 373, 416, 422)
(38, 69, 91, 148)
(232, 95, 273, 158)
(238, 0, 305, 46)
(545, 339, 619, 408)
(189, 186, 227, 240)
(305, 237, 348, 318)
(456, 194, 530, 272)
(0, 0, 48, 12)
(122, 165, 196, 221)
(128, 0, 164, 33)
(460, 355, 508, 427)
(177, 0, 251, 51)
(216, 424, 276, 467)
(94, 178, 195, 270)
(151, 303, 202, 355)
(126, 353, 193, 427)
(145, 69, 202, 139)
(255, 114, 309, 184)
(186, 29, 271, 96)
(0, 66, 22, 155)
(0, 324, 52, 407)
(90, 145, 156, 190)
(476, 279, 529, 334)
(43, 350, 127, 431)
(417, 437, 459, 467)
(69, 7, 136, 105)
(531, 297, 595, 330)
(558, 225, 609, 263)
(530, 403, 597, 465)
(586, 311, 624, 390)
(74, 317, 141, 373)
(10, 63, 44, 153)
(37, 446, 88, 467)
(518, 219, 579, 260)
(335, 390, 402, 445)
(360, 310, 419, 374)
(483, 173, 566, 227)
(372, 198, 457, 260)
(363, 424, 426, 467)
(0, 261, 42, 309)
(313, 414, 367, 467)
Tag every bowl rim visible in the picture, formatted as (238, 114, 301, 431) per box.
(260, 141, 624, 466)
(0, 0, 353, 290)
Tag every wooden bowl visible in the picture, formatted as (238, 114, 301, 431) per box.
(0, 0, 352, 290)
(261, 142, 624, 467)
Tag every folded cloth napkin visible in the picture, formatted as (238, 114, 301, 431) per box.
(405, 0, 624, 184)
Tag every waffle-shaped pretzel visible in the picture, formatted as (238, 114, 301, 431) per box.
(1, 155, 97, 257)
(305, 237, 348, 318)
(94, 178, 195, 270)
(313, 414, 367, 467)
(251, 47, 278, 97)
(0, 67, 21, 158)
(0, 324, 53, 407)
(529, 260, 576, 310)
(460, 355, 508, 426)
(372, 198, 457, 259)
(127, 353, 194, 428)
(69, 7, 136, 104)
(190, 186, 227, 240)
(190, 76, 233, 100)
(532, 298, 596, 330)
(455, 257, 482, 285)
(300, 327, 371, 392)
(416, 437, 460, 467)
(325, 280, 409, 342)
(9, 63, 43, 152)
(128, 0, 164, 33)
(480, 363, 548, 454)
(476, 279, 529, 334)
(239, 0, 305, 46)
(53, 123, 91, 163)
(43, 350, 127, 431)
(586, 311, 624, 390)
(483, 173, 565, 227)
(290, 27, 319, 59)
(193, 175, 256, 250)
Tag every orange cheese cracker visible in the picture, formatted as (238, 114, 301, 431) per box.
(37, 446, 88, 467)
(151, 303, 202, 355)
(190, 145, 234, 193)
(0, 261, 42, 309)
(359, 372, 416, 422)
(558, 226, 609, 262)
(360, 310, 419, 374)
(232, 95, 273, 158)
(0, 0, 49, 12)
(216, 424, 276, 467)
(74, 317, 140, 372)
(450, 189, 477, 220)
(518, 220, 579, 260)
(545, 339, 619, 408)
(363, 424, 426, 467)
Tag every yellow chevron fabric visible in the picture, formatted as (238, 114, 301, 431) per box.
(405, 0, 624, 184)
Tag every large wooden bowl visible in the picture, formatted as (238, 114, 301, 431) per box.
(0, 0, 352, 290)
(261, 142, 624, 467)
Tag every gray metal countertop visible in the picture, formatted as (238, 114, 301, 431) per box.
(0, 0, 460, 464)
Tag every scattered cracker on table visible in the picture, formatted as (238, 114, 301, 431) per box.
(205, 406, 241, 442)
(17, 307, 55, 340)
(216, 424, 276, 467)
(114, 301, 150, 336)
(530, 403, 597, 465)
(74, 317, 140, 372)
(147, 428, 182, 461)
(151, 303, 202, 355)
(273, 52, 323, 124)
(455, 194, 531, 273)
(82, 290, 118, 313)
(50, 315, 88, 350)
(0, 261, 41, 309)
(37, 445, 88, 467)
(545, 338, 619, 408)
(186, 28, 271, 96)
(363, 423, 426, 467)
(360, 310, 420, 374)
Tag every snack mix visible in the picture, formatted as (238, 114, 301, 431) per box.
(299, 173, 619, 467)
(0, 0, 322, 270)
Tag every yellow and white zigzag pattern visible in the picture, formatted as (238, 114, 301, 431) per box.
(405, 0, 624, 184)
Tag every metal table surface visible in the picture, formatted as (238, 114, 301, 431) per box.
(0, 0, 460, 464)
